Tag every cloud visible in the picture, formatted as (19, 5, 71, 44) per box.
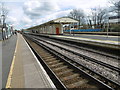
(6, 16, 17, 25)
(20, 16, 32, 24)
(22, 9, 72, 28)
(6, 16, 20, 29)
(7, 16, 17, 22)
(21, 0, 72, 29)
(23, 0, 60, 19)
(4, 0, 110, 29)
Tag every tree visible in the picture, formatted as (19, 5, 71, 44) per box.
(109, 0, 120, 15)
(0, 3, 9, 40)
(86, 16, 92, 28)
(87, 7, 108, 29)
(68, 9, 85, 29)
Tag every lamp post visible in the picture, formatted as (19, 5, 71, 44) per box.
(6, 24, 9, 38)
(1, 15, 5, 40)
(106, 17, 109, 38)
(69, 23, 71, 35)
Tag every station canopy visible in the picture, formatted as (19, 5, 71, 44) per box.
(50, 17, 79, 24)
(27, 17, 78, 30)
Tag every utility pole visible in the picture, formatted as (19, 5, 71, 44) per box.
(1, 15, 5, 40)
(106, 17, 109, 38)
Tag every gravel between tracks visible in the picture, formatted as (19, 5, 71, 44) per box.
(45, 40, 119, 68)
(37, 40, 120, 84)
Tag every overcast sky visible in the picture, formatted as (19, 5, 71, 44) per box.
(1, 0, 111, 30)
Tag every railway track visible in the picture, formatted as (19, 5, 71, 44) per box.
(26, 34, 120, 86)
(31, 34, 119, 60)
(24, 34, 120, 90)
(28, 35, 120, 70)
(45, 36, 119, 60)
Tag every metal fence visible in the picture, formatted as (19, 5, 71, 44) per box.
(64, 29, 101, 32)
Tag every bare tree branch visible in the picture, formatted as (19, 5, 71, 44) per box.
(68, 9, 85, 29)
(89, 7, 108, 29)
(109, 0, 120, 15)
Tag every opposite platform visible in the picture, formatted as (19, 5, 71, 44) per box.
(48, 34, 119, 49)
(6, 34, 56, 88)
(51, 34, 119, 45)
(28, 33, 119, 46)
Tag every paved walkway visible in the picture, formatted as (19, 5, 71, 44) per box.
(0, 41, 2, 90)
(6, 34, 55, 88)
(63, 34, 119, 41)
(51, 35, 119, 45)
(2, 35, 17, 88)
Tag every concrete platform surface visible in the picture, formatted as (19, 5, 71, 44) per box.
(2, 35, 17, 88)
(6, 34, 56, 88)
(0, 41, 2, 90)
(63, 34, 119, 41)
(49, 35, 119, 46)
(28, 33, 119, 45)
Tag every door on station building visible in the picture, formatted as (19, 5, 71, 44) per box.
(56, 27, 59, 35)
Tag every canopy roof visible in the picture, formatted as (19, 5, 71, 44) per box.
(50, 17, 79, 24)
(27, 17, 78, 30)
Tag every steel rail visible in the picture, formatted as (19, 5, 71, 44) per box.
(38, 36, 119, 60)
(29, 34, 119, 60)
(24, 35, 114, 90)
(29, 35, 120, 73)
(29, 33, 120, 59)
(24, 36, 67, 89)
(24, 34, 120, 89)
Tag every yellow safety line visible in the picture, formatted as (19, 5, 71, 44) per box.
(5, 35, 18, 88)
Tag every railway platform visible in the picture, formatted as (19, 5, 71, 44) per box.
(49, 34, 119, 49)
(28, 33, 119, 50)
(5, 33, 56, 88)
(2, 34, 17, 88)
(28, 33, 119, 45)
(51, 34, 119, 45)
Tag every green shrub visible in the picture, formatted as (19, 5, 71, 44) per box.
(110, 25, 120, 32)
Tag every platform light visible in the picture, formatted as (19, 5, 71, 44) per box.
(107, 17, 109, 38)
(1, 14, 6, 40)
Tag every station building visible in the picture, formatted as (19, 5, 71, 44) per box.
(25, 17, 78, 35)
(108, 16, 120, 32)
(109, 16, 120, 24)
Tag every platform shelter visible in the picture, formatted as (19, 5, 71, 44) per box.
(25, 17, 78, 35)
